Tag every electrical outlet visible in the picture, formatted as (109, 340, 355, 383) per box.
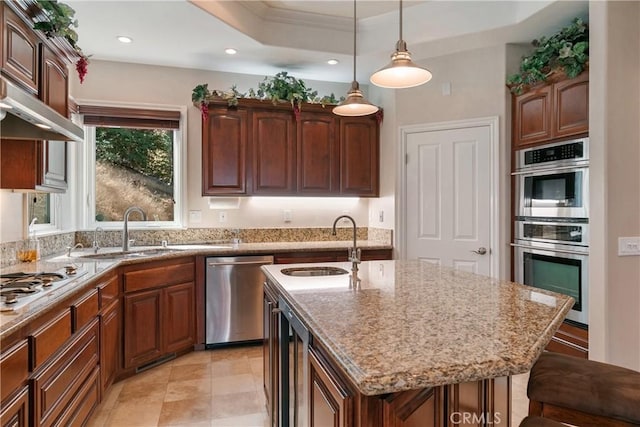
(378, 210, 384, 222)
(189, 210, 202, 223)
(283, 210, 292, 223)
(618, 236, 640, 256)
(218, 211, 227, 223)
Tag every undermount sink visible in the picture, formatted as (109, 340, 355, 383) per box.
(281, 266, 349, 277)
(76, 247, 176, 260)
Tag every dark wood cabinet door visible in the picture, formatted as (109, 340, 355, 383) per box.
(263, 285, 280, 426)
(384, 388, 441, 427)
(163, 282, 196, 353)
(2, 4, 38, 94)
(0, 139, 66, 192)
(123, 289, 162, 368)
(309, 349, 353, 427)
(297, 112, 337, 194)
(252, 111, 296, 194)
(202, 107, 247, 195)
(0, 385, 29, 427)
(512, 85, 553, 148)
(339, 117, 379, 196)
(100, 299, 120, 393)
(39, 44, 68, 117)
(553, 72, 589, 139)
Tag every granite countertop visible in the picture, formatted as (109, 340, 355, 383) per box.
(262, 259, 574, 396)
(0, 240, 391, 339)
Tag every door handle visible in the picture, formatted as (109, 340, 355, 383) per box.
(471, 247, 488, 255)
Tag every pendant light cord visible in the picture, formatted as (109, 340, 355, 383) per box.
(399, 0, 403, 43)
(352, 0, 357, 82)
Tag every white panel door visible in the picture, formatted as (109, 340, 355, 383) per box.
(405, 125, 492, 275)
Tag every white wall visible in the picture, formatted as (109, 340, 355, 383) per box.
(389, 45, 512, 279)
(0, 192, 24, 242)
(589, 0, 640, 371)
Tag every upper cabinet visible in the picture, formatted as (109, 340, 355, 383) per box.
(512, 72, 588, 149)
(339, 116, 379, 197)
(1, 4, 39, 94)
(202, 100, 380, 197)
(202, 107, 248, 195)
(251, 110, 296, 195)
(1, 1, 76, 192)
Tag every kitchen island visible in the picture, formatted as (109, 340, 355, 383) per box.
(262, 260, 574, 427)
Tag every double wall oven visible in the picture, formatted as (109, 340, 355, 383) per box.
(512, 138, 589, 327)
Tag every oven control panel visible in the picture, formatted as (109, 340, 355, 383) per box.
(524, 141, 584, 165)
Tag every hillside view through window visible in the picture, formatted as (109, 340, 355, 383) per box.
(95, 127, 174, 222)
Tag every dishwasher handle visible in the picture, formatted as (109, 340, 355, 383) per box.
(207, 260, 272, 267)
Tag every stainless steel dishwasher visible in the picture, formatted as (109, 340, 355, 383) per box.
(205, 255, 274, 347)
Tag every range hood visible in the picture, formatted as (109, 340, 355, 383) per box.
(0, 77, 83, 142)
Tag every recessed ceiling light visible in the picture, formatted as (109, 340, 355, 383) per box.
(225, 48, 237, 55)
(117, 36, 133, 44)
(327, 59, 339, 65)
(36, 123, 51, 129)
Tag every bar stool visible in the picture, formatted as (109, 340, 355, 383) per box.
(519, 416, 565, 427)
(527, 352, 640, 426)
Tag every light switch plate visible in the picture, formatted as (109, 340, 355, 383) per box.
(618, 236, 640, 256)
(283, 210, 292, 223)
(218, 211, 227, 223)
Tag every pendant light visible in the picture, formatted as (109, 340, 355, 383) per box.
(333, 0, 379, 117)
(370, 0, 432, 89)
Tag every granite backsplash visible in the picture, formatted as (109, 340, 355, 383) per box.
(1, 227, 392, 267)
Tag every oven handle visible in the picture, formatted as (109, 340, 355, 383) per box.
(511, 164, 587, 175)
(510, 243, 588, 256)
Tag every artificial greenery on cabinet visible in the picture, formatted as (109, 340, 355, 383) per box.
(507, 18, 588, 95)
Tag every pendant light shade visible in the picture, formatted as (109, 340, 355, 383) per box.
(333, 0, 378, 117)
(370, 0, 432, 89)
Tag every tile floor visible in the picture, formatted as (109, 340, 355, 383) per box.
(87, 345, 530, 427)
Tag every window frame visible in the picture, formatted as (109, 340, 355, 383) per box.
(79, 103, 187, 230)
(25, 192, 60, 235)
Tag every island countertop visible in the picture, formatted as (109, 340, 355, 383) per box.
(262, 259, 574, 396)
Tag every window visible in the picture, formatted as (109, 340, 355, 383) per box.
(27, 192, 58, 232)
(80, 105, 185, 228)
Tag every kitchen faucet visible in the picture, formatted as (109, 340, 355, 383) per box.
(331, 215, 361, 284)
(122, 207, 147, 252)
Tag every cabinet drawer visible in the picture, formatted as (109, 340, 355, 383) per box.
(55, 367, 100, 427)
(32, 318, 99, 427)
(0, 385, 29, 427)
(124, 261, 194, 293)
(0, 339, 29, 403)
(97, 274, 119, 309)
(71, 289, 99, 333)
(30, 309, 72, 370)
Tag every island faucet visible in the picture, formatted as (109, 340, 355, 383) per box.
(122, 207, 147, 252)
(331, 215, 361, 283)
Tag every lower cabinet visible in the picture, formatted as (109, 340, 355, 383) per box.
(309, 348, 352, 427)
(0, 386, 29, 427)
(383, 388, 442, 427)
(546, 321, 588, 359)
(100, 298, 120, 393)
(31, 318, 100, 427)
(122, 257, 196, 371)
(263, 281, 280, 427)
(274, 248, 392, 264)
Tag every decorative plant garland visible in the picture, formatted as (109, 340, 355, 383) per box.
(192, 72, 343, 121)
(506, 18, 588, 95)
(33, 0, 90, 83)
